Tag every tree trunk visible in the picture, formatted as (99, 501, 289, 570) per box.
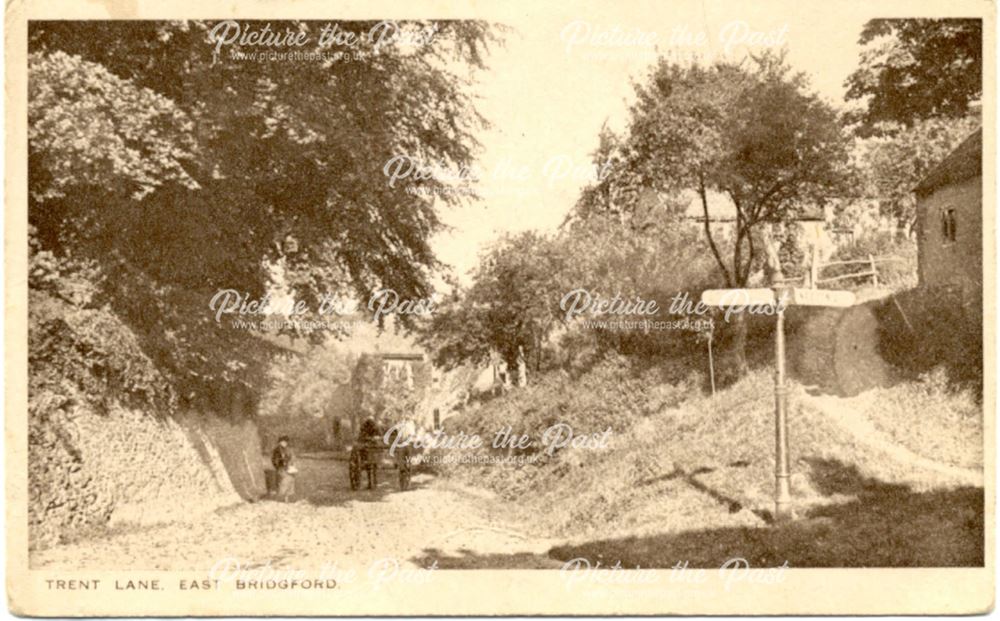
(723, 223, 783, 385)
(516, 346, 527, 387)
(761, 224, 785, 285)
(724, 311, 750, 385)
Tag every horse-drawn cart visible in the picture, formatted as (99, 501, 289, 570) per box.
(347, 437, 413, 491)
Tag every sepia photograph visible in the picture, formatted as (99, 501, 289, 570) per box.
(5, 0, 994, 615)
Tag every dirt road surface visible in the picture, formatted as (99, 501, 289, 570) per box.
(30, 456, 560, 571)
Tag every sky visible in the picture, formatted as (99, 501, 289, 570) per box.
(429, 2, 877, 281)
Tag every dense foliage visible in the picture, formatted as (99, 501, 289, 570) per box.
(845, 19, 982, 133)
(576, 53, 852, 290)
(876, 285, 982, 390)
(420, 216, 723, 382)
(259, 345, 355, 418)
(421, 231, 564, 373)
(29, 21, 498, 410)
(553, 54, 855, 377)
(852, 115, 980, 232)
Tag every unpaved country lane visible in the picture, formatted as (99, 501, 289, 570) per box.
(801, 390, 984, 487)
(31, 456, 559, 570)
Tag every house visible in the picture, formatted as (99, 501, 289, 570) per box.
(914, 128, 982, 296)
(378, 352, 426, 389)
(682, 190, 838, 265)
(349, 351, 436, 433)
(680, 190, 839, 286)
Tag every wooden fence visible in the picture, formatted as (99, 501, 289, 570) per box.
(807, 255, 907, 288)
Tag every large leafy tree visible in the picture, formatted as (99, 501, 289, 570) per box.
(573, 53, 852, 374)
(854, 115, 980, 233)
(29, 21, 498, 409)
(259, 345, 356, 419)
(591, 54, 852, 289)
(845, 19, 982, 133)
(421, 231, 564, 380)
(422, 216, 723, 378)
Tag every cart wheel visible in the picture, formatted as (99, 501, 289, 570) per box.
(349, 453, 360, 491)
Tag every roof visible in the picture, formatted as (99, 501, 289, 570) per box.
(251, 331, 309, 356)
(915, 128, 982, 196)
(376, 352, 425, 361)
(681, 189, 826, 222)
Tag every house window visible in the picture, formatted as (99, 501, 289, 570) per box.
(941, 208, 957, 243)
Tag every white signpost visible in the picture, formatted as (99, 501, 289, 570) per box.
(701, 285, 855, 521)
(701, 288, 776, 307)
(785, 288, 855, 308)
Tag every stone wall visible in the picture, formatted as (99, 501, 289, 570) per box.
(28, 403, 250, 550)
(28, 290, 265, 552)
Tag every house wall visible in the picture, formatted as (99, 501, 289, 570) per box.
(916, 175, 982, 293)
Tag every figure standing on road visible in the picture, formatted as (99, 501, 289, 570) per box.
(359, 417, 380, 443)
(271, 435, 297, 502)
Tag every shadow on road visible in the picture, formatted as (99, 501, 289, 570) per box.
(297, 454, 981, 569)
(407, 459, 983, 569)
(411, 547, 563, 569)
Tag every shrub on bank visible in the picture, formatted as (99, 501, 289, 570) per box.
(28, 280, 259, 551)
(862, 368, 982, 469)
(875, 285, 982, 390)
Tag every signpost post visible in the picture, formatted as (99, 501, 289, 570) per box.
(773, 287, 791, 520)
(702, 285, 855, 522)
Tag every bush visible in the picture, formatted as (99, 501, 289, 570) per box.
(440, 354, 703, 502)
(875, 285, 982, 390)
(29, 291, 175, 415)
(862, 368, 982, 469)
(554, 217, 722, 364)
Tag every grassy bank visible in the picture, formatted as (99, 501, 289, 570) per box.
(439, 357, 984, 567)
